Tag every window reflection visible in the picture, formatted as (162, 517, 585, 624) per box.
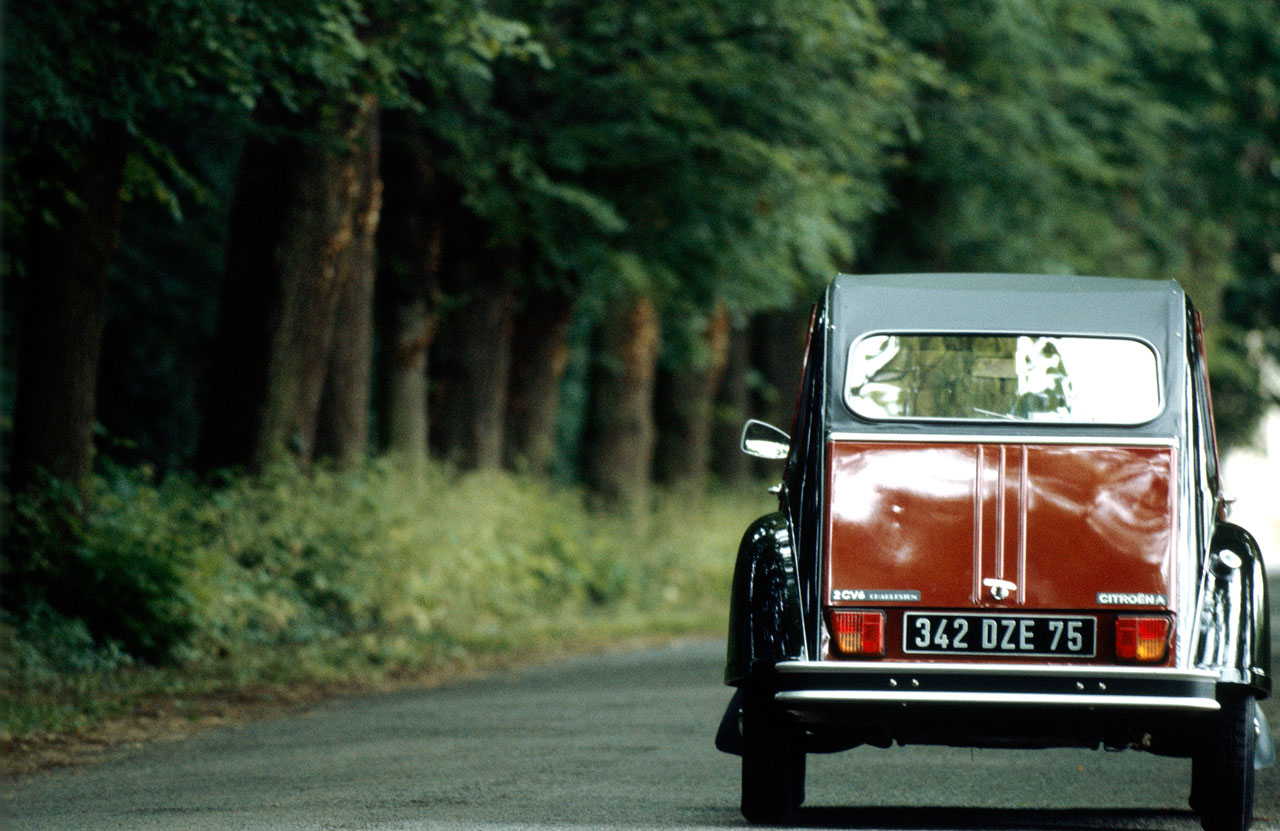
(845, 334, 1160, 424)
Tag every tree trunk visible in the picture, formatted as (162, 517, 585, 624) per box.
(752, 309, 809, 434)
(751, 309, 809, 479)
(710, 321, 752, 485)
(504, 286, 575, 474)
(375, 124, 444, 464)
(197, 96, 380, 472)
(654, 305, 731, 490)
(195, 125, 289, 473)
(380, 298, 436, 463)
(10, 125, 129, 492)
(429, 237, 515, 470)
(582, 294, 661, 509)
(316, 100, 382, 467)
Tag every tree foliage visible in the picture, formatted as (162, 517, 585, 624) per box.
(867, 0, 1216, 277)
(443, 0, 930, 313)
(1194, 0, 1280, 442)
(859, 0, 1278, 444)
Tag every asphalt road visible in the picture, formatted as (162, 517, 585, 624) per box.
(6, 633, 1280, 831)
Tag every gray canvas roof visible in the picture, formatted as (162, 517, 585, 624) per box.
(823, 273, 1189, 438)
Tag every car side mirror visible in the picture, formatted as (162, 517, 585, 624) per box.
(740, 419, 790, 460)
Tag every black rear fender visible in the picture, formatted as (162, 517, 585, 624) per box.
(725, 512, 806, 686)
(1194, 522, 1271, 697)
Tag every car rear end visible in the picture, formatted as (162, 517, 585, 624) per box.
(725, 275, 1268, 830)
(773, 434, 1220, 752)
(775, 325, 1221, 748)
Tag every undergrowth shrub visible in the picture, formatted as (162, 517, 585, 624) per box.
(3, 470, 196, 662)
(3, 457, 770, 739)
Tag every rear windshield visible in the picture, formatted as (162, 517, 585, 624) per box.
(844, 334, 1161, 424)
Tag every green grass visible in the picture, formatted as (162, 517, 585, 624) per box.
(2, 458, 772, 742)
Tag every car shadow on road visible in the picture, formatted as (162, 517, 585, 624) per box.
(775, 805, 1198, 830)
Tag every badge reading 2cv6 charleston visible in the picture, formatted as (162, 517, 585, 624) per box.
(830, 590, 921, 602)
(720, 273, 1271, 831)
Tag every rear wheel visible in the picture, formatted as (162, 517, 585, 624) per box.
(740, 689, 805, 824)
(1193, 688, 1257, 831)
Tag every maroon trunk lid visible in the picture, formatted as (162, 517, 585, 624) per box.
(824, 440, 1177, 616)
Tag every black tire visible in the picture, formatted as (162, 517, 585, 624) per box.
(1193, 689, 1257, 831)
(790, 748, 807, 811)
(740, 689, 804, 824)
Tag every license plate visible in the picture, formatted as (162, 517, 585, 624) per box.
(903, 613, 1096, 657)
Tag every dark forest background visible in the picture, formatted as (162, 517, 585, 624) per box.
(2, 0, 1279, 695)
(5, 0, 1280, 496)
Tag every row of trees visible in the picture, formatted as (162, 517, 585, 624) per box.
(4, 0, 1278, 507)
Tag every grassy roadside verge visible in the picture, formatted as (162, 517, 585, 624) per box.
(2, 459, 772, 774)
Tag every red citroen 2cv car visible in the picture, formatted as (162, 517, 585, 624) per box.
(717, 273, 1271, 830)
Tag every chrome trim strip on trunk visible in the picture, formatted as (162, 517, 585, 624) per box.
(995, 444, 1007, 583)
(973, 445, 984, 603)
(776, 690, 1219, 710)
(776, 660, 1216, 681)
(1017, 447, 1028, 605)
(828, 432, 1177, 447)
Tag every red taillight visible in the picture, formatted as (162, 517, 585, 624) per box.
(830, 610, 885, 657)
(1115, 616, 1170, 662)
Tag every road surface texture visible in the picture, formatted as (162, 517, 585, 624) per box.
(6, 635, 1280, 830)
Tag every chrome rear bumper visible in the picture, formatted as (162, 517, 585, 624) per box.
(774, 660, 1220, 711)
